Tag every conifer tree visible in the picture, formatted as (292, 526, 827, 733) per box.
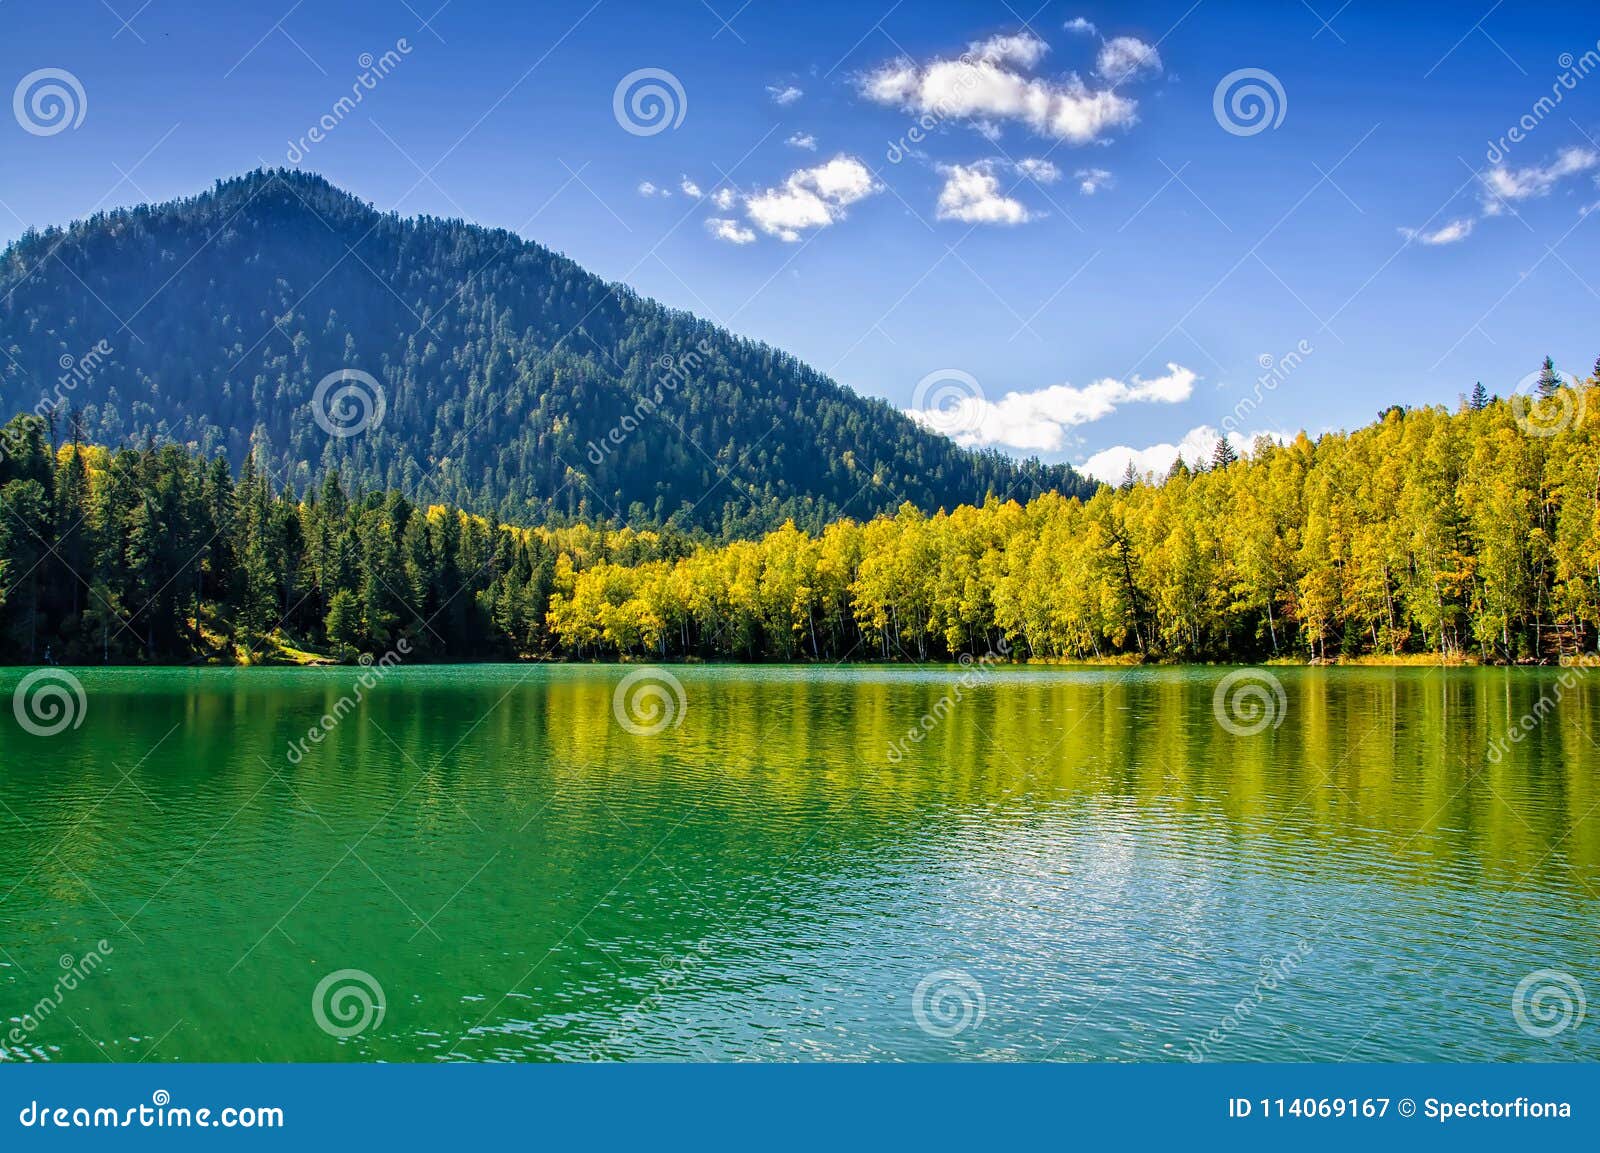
(1536, 356, 1561, 399)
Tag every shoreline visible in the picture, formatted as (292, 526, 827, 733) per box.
(0, 654, 1578, 672)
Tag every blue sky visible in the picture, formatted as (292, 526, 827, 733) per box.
(3, 0, 1599, 479)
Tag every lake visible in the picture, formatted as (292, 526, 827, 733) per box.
(1, 664, 1595, 1062)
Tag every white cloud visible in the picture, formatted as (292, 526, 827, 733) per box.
(1016, 157, 1061, 183)
(971, 32, 1050, 68)
(680, 177, 703, 198)
(711, 187, 737, 210)
(1400, 217, 1473, 246)
(1077, 424, 1274, 484)
(1075, 166, 1112, 195)
(860, 34, 1138, 144)
(1064, 17, 1098, 35)
(706, 217, 757, 245)
(907, 364, 1199, 452)
(637, 180, 669, 198)
(744, 154, 882, 241)
(1480, 146, 1599, 212)
(767, 83, 804, 105)
(786, 131, 818, 150)
(936, 162, 1033, 224)
(1095, 36, 1163, 82)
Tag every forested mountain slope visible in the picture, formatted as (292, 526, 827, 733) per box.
(0, 169, 1089, 535)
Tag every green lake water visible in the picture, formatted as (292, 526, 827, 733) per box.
(0, 664, 1596, 1062)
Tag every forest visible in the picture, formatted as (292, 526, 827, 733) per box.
(1, 368, 1595, 666)
(0, 169, 1087, 537)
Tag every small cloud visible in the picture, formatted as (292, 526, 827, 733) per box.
(637, 180, 669, 198)
(1400, 217, 1473, 246)
(767, 83, 804, 105)
(745, 154, 882, 241)
(1016, 157, 1061, 183)
(908, 364, 1200, 453)
(680, 177, 703, 198)
(1480, 146, 1599, 213)
(936, 161, 1033, 225)
(1064, 17, 1098, 36)
(786, 131, 818, 150)
(1078, 423, 1273, 484)
(1096, 35, 1163, 83)
(706, 217, 757, 245)
(970, 32, 1050, 69)
(1075, 167, 1113, 195)
(860, 33, 1138, 144)
(711, 187, 737, 210)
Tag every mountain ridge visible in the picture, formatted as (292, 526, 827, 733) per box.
(0, 169, 1093, 536)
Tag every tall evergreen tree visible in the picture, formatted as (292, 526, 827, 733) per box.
(1536, 356, 1561, 399)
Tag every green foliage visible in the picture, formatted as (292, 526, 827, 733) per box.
(1537, 356, 1561, 399)
(0, 170, 1089, 537)
(540, 384, 1600, 664)
(4, 379, 1597, 665)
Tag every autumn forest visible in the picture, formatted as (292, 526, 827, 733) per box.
(1, 368, 1595, 666)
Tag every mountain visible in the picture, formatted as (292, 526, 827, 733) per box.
(0, 170, 1092, 536)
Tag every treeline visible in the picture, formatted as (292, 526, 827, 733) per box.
(2, 377, 1598, 665)
(0, 413, 645, 664)
(546, 378, 1600, 663)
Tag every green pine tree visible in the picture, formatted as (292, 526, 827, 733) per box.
(1536, 356, 1561, 399)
